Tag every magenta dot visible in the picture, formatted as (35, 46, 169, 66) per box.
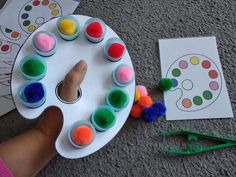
(179, 60, 188, 69)
(209, 81, 219, 91)
(33, 0, 40, 6)
(1, 45, 9, 52)
(202, 60, 211, 69)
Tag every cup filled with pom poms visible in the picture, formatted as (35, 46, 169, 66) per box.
(68, 121, 96, 148)
(20, 54, 47, 81)
(17, 81, 46, 108)
(104, 37, 126, 62)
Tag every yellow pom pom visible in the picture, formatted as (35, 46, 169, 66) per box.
(59, 19, 77, 35)
(134, 88, 140, 102)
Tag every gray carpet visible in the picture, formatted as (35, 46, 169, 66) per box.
(0, 0, 236, 176)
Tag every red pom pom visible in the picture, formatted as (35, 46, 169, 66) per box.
(130, 104, 142, 119)
(86, 22, 102, 38)
(107, 43, 125, 59)
(137, 96, 153, 108)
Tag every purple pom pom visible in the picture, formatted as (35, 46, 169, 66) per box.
(152, 102, 166, 116)
(142, 107, 160, 123)
(24, 83, 44, 103)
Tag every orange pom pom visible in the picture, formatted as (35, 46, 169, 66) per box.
(72, 126, 93, 146)
(130, 104, 142, 119)
(137, 96, 153, 108)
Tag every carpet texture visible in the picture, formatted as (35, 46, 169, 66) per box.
(0, 0, 236, 176)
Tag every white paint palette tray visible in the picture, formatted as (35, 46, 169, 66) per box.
(11, 15, 135, 159)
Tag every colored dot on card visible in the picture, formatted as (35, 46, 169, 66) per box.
(11, 32, 20, 38)
(51, 9, 59, 16)
(21, 13, 29, 19)
(5, 28, 12, 33)
(202, 60, 211, 69)
(24, 5, 32, 11)
(49, 3, 57, 9)
(23, 20, 30, 26)
(1, 45, 10, 52)
(172, 68, 181, 77)
(179, 60, 188, 69)
(190, 56, 200, 65)
(208, 70, 218, 79)
(42, 0, 49, 6)
(193, 96, 203, 106)
(182, 98, 192, 108)
(209, 81, 219, 91)
(182, 79, 193, 91)
(33, 0, 40, 6)
(28, 25, 36, 32)
(172, 78, 178, 87)
(203, 90, 213, 100)
(35, 17, 45, 25)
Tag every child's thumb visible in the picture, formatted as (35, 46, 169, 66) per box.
(59, 60, 87, 102)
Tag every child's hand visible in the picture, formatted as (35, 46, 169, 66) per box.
(0, 60, 87, 177)
(36, 60, 87, 142)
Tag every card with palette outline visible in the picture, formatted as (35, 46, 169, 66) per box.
(0, 39, 20, 58)
(0, 0, 80, 36)
(0, 25, 28, 45)
(159, 37, 234, 120)
(0, 61, 11, 98)
(0, 57, 16, 116)
(0, 94, 15, 116)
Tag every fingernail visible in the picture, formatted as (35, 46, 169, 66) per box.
(75, 60, 87, 72)
(80, 61, 87, 70)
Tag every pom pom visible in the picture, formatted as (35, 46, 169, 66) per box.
(136, 85, 148, 96)
(134, 88, 140, 102)
(116, 65, 134, 84)
(130, 104, 142, 119)
(24, 83, 44, 103)
(94, 108, 116, 128)
(142, 107, 160, 123)
(86, 22, 102, 38)
(108, 43, 125, 59)
(59, 19, 77, 35)
(158, 78, 173, 91)
(107, 89, 129, 110)
(72, 125, 93, 146)
(34, 33, 55, 52)
(91, 106, 116, 131)
(152, 102, 166, 117)
(137, 96, 153, 108)
(22, 59, 45, 76)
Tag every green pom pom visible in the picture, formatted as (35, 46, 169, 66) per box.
(94, 107, 115, 128)
(158, 78, 173, 91)
(108, 89, 128, 109)
(22, 59, 45, 76)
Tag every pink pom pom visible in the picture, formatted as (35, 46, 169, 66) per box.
(34, 33, 55, 52)
(116, 65, 133, 83)
(136, 85, 148, 96)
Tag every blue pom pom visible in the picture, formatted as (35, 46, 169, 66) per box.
(24, 83, 45, 103)
(142, 107, 160, 123)
(152, 102, 166, 116)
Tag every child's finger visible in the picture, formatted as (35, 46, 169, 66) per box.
(59, 60, 87, 102)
